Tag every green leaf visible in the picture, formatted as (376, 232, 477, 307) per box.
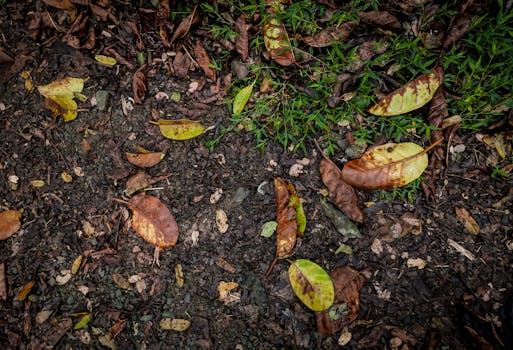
(288, 259, 334, 312)
(232, 83, 253, 116)
(74, 313, 92, 330)
(260, 221, 278, 237)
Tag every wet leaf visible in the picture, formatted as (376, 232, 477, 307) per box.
(320, 199, 361, 238)
(274, 178, 298, 258)
(0, 209, 22, 240)
(114, 193, 179, 248)
(261, 221, 278, 237)
(368, 67, 444, 116)
(151, 119, 214, 140)
(319, 158, 364, 223)
(37, 77, 87, 121)
(175, 264, 184, 287)
(235, 15, 249, 61)
(194, 40, 216, 80)
(263, 15, 295, 66)
(133, 66, 147, 104)
(303, 23, 355, 47)
(315, 266, 365, 334)
(340, 142, 430, 190)
(112, 272, 131, 290)
(94, 55, 117, 66)
(288, 259, 334, 312)
(71, 255, 83, 274)
(126, 152, 165, 168)
(74, 313, 91, 330)
(18, 280, 36, 301)
(233, 83, 254, 116)
(455, 207, 480, 235)
(160, 318, 191, 331)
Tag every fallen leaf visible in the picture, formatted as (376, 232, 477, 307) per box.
(233, 83, 254, 116)
(407, 258, 427, 269)
(71, 255, 83, 274)
(42, 0, 75, 10)
(274, 178, 298, 258)
(235, 15, 249, 61)
(94, 55, 117, 66)
(0, 209, 22, 240)
(37, 77, 87, 122)
(455, 207, 480, 235)
(125, 172, 172, 196)
(263, 15, 295, 66)
(218, 281, 240, 304)
(320, 199, 361, 238)
(133, 66, 147, 104)
(18, 280, 36, 301)
(359, 10, 401, 30)
(341, 142, 431, 190)
(368, 67, 444, 116)
(175, 264, 184, 287)
(112, 272, 131, 290)
(320, 158, 364, 223)
(260, 221, 278, 237)
(216, 257, 236, 273)
(151, 119, 214, 140)
(288, 259, 335, 312)
(56, 270, 72, 285)
(215, 209, 229, 233)
(160, 318, 191, 331)
(157, 0, 170, 19)
(74, 313, 91, 330)
(61, 172, 73, 183)
(303, 23, 355, 47)
(20, 70, 33, 90)
(126, 152, 165, 168)
(194, 40, 216, 80)
(114, 193, 179, 248)
(0, 263, 6, 301)
(169, 5, 198, 44)
(315, 266, 365, 334)
(334, 243, 353, 255)
(0, 48, 14, 64)
(109, 319, 127, 339)
(35, 310, 53, 324)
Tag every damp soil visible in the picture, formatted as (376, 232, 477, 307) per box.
(1, 1, 513, 349)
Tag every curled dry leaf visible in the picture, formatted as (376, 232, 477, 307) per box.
(341, 142, 432, 190)
(151, 119, 214, 140)
(194, 40, 216, 80)
(133, 66, 147, 104)
(125, 172, 172, 196)
(303, 23, 355, 48)
(368, 67, 444, 116)
(114, 193, 179, 248)
(170, 5, 198, 44)
(126, 152, 165, 168)
(316, 266, 365, 335)
(0, 209, 22, 240)
(263, 16, 295, 66)
(288, 259, 335, 312)
(235, 15, 249, 61)
(320, 158, 364, 223)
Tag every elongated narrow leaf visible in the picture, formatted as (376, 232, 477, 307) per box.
(289, 259, 334, 312)
(274, 178, 297, 258)
(126, 152, 165, 168)
(340, 142, 429, 190)
(286, 182, 306, 237)
(263, 16, 295, 66)
(233, 84, 253, 116)
(194, 40, 216, 80)
(152, 119, 213, 140)
(320, 158, 364, 223)
(368, 67, 444, 116)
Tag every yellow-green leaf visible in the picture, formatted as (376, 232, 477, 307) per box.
(37, 77, 88, 122)
(151, 119, 214, 140)
(233, 83, 253, 116)
(74, 313, 92, 330)
(288, 259, 334, 312)
(340, 142, 429, 190)
(94, 55, 117, 66)
(368, 67, 443, 116)
(263, 16, 295, 66)
(260, 221, 277, 237)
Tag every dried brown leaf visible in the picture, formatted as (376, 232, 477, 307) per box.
(194, 40, 216, 80)
(109, 319, 127, 339)
(455, 207, 480, 235)
(170, 5, 198, 44)
(126, 152, 165, 168)
(125, 172, 172, 196)
(0, 263, 7, 301)
(42, 0, 75, 10)
(304, 23, 355, 48)
(263, 16, 295, 66)
(18, 280, 36, 301)
(173, 51, 191, 78)
(274, 178, 297, 257)
(157, 0, 170, 20)
(235, 15, 249, 61)
(319, 159, 364, 223)
(359, 10, 401, 30)
(316, 266, 365, 335)
(132, 66, 147, 104)
(0, 209, 22, 240)
(443, 14, 472, 49)
(0, 48, 14, 64)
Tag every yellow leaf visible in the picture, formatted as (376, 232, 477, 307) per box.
(31, 180, 45, 187)
(61, 172, 73, 183)
(20, 70, 33, 90)
(368, 67, 443, 116)
(151, 119, 214, 140)
(94, 55, 117, 66)
(233, 83, 253, 116)
(160, 318, 191, 331)
(71, 255, 83, 274)
(175, 264, 184, 287)
(37, 77, 87, 121)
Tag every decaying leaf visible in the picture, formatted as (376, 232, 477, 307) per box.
(160, 318, 191, 331)
(315, 266, 365, 335)
(218, 281, 240, 304)
(71, 255, 83, 274)
(320, 199, 361, 238)
(0, 263, 6, 301)
(112, 272, 131, 290)
(368, 67, 444, 116)
(114, 193, 179, 248)
(133, 66, 147, 104)
(194, 40, 216, 80)
(151, 119, 214, 140)
(303, 23, 355, 48)
(263, 15, 295, 66)
(288, 259, 335, 312)
(233, 83, 254, 116)
(169, 5, 198, 44)
(235, 15, 249, 61)
(359, 10, 401, 30)
(455, 207, 480, 235)
(320, 158, 364, 223)
(215, 209, 229, 233)
(37, 77, 87, 121)
(0, 209, 22, 240)
(175, 264, 184, 287)
(274, 178, 298, 258)
(261, 221, 278, 237)
(125, 172, 172, 196)
(126, 152, 165, 168)
(18, 280, 36, 301)
(341, 142, 432, 190)
(94, 55, 117, 66)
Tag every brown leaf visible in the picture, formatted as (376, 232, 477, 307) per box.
(0, 209, 22, 240)
(455, 207, 480, 235)
(319, 158, 364, 223)
(315, 266, 365, 335)
(109, 319, 127, 339)
(170, 5, 198, 44)
(125, 172, 172, 196)
(157, 0, 170, 20)
(0, 54, 32, 84)
(235, 15, 249, 61)
(0, 48, 14, 64)
(194, 40, 216, 80)
(126, 152, 165, 168)
(443, 14, 472, 49)
(359, 10, 401, 30)
(274, 178, 297, 258)
(42, 0, 75, 10)
(125, 21, 145, 50)
(18, 280, 36, 301)
(303, 23, 355, 48)
(0, 263, 7, 301)
(116, 193, 179, 248)
(173, 51, 191, 78)
(263, 16, 295, 66)
(132, 66, 147, 104)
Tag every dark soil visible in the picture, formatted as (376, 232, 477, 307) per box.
(1, 1, 513, 349)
